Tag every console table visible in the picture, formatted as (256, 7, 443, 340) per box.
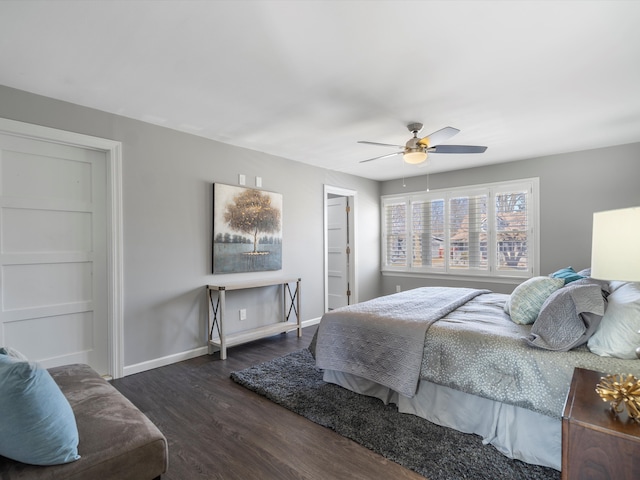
(206, 278, 301, 359)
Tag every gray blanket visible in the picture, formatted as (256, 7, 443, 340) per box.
(315, 287, 489, 397)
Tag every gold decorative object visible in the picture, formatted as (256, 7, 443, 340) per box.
(595, 374, 640, 420)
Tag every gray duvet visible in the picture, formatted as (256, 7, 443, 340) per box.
(421, 292, 640, 418)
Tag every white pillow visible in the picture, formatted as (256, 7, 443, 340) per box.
(587, 282, 640, 359)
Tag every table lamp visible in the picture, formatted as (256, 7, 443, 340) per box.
(591, 206, 640, 358)
(591, 207, 640, 420)
(591, 206, 640, 284)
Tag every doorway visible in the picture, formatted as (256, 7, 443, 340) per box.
(324, 185, 357, 312)
(0, 118, 124, 378)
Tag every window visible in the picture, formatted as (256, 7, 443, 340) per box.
(381, 178, 538, 279)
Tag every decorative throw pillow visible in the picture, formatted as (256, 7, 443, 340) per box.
(0, 346, 29, 361)
(526, 283, 606, 351)
(608, 280, 629, 293)
(505, 276, 565, 325)
(577, 268, 591, 277)
(0, 354, 80, 465)
(558, 276, 612, 297)
(550, 266, 586, 285)
(587, 282, 640, 359)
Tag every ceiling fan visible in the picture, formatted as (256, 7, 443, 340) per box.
(358, 123, 487, 165)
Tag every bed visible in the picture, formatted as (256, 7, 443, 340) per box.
(313, 273, 640, 471)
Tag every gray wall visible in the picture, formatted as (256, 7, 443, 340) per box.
(0, 85, 382, 368)
(381, 142, 640, 294)
(3, 83, 639, 369)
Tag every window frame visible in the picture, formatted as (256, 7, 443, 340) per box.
(381, 178, 539, 282)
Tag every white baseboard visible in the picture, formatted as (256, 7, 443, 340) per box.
(122, 318, 322, 377)
(302, 316, 322, 327)
(123, 346, 210, 377)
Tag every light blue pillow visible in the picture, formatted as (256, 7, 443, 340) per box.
(506, 276, 565, 325)
(550, 266, 586, 285)
(0, 346, 28, 361)
(588, 282, 640, 359)
(0, 354, 80, 465)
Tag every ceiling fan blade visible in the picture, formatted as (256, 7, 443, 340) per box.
(359, 151, 403, 163)
(418, 126, 460, 146)
(429, 145, 488, 154)
(358, 140, 405, 148)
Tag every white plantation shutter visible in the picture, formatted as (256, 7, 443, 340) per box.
(412, 198, 445, 269)
(495, 190, 529, 272)
(382, 199, 408, 268)
(449, 194, 488, 271)
(381, 178, 537, 278)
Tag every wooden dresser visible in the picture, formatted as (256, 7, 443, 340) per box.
(562, 367, 640, 479)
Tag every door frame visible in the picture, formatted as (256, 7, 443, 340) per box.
(324, 185, 358, 313)
(0, 118, 124, 378)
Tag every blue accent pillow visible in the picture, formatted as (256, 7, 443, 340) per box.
(550, 266, 586, 285)
(0, 346, 28, 361)
(0, 353, 80, 465)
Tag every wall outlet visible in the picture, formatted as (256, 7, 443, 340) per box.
(239, 308, 247, 321)
(396, 285, 401, 293)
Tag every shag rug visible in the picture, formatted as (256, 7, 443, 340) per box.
(230, 349, 560, 480)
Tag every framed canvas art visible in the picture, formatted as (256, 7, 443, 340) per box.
(212, 183, 283, 273)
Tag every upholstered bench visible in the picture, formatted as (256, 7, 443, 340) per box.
(0, 363, 168, 480)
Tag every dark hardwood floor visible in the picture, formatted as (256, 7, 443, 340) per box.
(111, 326, 424, 480)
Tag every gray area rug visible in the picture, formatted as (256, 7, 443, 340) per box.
(230, 349, 560, 480)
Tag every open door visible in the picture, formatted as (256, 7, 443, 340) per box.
(324, 185, 357, 312)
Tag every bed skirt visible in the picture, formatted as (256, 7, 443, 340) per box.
(323, 369, 561, 471)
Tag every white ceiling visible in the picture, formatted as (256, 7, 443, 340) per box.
(1, 1, 640, 181)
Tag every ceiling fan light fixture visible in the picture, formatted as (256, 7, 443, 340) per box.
(358, 123, 486, 165)
(403, 151, 428, 164)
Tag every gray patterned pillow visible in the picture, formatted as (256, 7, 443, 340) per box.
(525, 283, 606, 351)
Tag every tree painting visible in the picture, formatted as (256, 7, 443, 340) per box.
(224, 189, 281, 254)
(212, 184, 283, 273)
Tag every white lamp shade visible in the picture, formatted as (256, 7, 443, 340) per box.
(591, 206, 640, 282)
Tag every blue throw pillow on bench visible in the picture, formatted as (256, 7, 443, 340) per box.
(0, 352, 80, 465)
